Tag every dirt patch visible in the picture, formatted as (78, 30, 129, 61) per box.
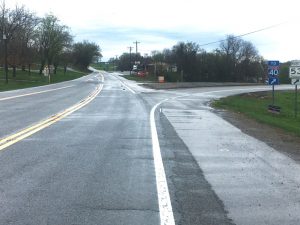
(214, 109, 300, 163)
(239, 91, 271, 99)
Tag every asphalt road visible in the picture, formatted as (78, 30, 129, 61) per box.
(0, 70, 299, 225)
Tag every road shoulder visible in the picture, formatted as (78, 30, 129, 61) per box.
(157, 112, 235, 225)
(214, 109, 300, 163)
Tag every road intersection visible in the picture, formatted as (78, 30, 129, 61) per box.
(0, 70, 298, 225)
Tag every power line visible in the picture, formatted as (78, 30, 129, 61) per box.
(198, 22, 286, 47)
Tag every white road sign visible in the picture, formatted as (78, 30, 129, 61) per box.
(289, 66, 300, 78)
(291, 60, 300, 66)
(292, 78, 300, 85)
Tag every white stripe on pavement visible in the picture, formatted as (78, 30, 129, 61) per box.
(150, 99, 176, 225)
(0, 85, 75, 102)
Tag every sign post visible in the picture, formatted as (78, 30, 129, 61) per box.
(295, 84, 298, 118)
(289, 60, 300, 117)
(268, 61, 280, 111)
(43, 66, 50, 83)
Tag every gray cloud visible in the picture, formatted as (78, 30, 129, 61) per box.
(73, 26, 226, 59)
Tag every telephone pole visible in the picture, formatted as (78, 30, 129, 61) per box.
(128, 46, 133, 75)
(133, 41, 140, 63)
(115, 55, 118, 71)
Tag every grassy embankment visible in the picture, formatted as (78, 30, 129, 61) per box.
(213, 91, 300, 136)
(0, 67, 86, 92)
(90, 63, 114, 71)
(124, 71, 183, 83)
(122, 74, 158, 82)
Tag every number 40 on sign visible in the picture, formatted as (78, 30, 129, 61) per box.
(268, 60, 280, 76)
(268, 69, 279, 76)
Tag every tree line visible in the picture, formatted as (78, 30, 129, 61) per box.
(0, 2, 101, 78)
(116, 35, 267, 82)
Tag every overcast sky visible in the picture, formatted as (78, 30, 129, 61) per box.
(6, 0, 300, 62)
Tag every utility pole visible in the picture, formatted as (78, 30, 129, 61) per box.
(115, 55, 118, 71)
(128, 46, 133, 75)
(133, 41, 140, 64)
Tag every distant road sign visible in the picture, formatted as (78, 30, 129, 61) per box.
(269, 77, 279, 85)
(289, 66, 300, 78)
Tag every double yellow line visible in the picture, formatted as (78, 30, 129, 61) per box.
(0, 80, 103, 152)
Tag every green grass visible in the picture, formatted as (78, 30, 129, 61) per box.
(0, 68, 86, 92)
(123, 73, 158, 82)
(212, 91, 300, 136)
(50, 68, 85, 83)
(90, 63, 114, 71)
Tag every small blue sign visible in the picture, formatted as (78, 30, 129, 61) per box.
(268, 77, 279, 85)
(268, 60, 280, 79)
(268, 61, 280, 66)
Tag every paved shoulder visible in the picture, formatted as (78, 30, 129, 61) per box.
(156, 111, 235, 225)
(161, 93, 300, 225)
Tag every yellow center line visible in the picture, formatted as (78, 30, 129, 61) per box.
(0, 75, 104, 151)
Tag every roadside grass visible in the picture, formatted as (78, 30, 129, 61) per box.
(122, 71, 183, 82)
(123, 73, 158, 82)
(212, 91, 300, 136)
(0, 68, 86, 92)
(90, 63, 114, 71)
(50, 68, 85, 83)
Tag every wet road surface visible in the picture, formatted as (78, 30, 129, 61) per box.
(0, 70, 298, 225)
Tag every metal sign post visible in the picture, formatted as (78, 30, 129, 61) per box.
(295, 84, 298, 118)
(272, 84, 275, 105)
(290, 60, 300, 118)
(43, 66, 50, 83)
(268, 61, 280, 112)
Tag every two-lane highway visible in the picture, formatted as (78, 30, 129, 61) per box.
(0, 71, 299, 225)
(0, 72, 102, 138)
(0, 71, 159, 224)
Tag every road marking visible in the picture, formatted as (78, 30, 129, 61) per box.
(0, 85, 75, 102)
(122, 82, 136, 94)
(0, 74, 104, 151)
(150, 99, 176, 225)
(149, 87, 274, 224)
(150, 85, 294, 225)
(111, 73, 136, 94)
(193, 86, 293, 96)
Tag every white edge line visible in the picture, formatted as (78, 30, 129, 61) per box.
(0, 72, 104, 150)
(149, 87, 257, 225)
(0, 71, 103, 102)
(0, 85, 75, 102)
(123, 82, 136, 94)
(150, 99, 176, 225)
(195, 86, 294, 96)
(150, 85, 294, 225)
(111, 73, 136, 94)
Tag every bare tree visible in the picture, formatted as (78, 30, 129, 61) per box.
(36, 14, 73, 74)
(0, 1, 39, 77)
(219, 35, 243, 81)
